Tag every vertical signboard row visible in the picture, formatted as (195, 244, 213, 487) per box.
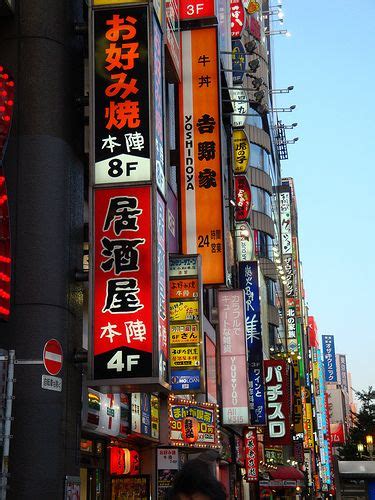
(169, 255, 204, 392)
(238, 261, 266, 425)
(90, 4, 168, 388)
(179, 27, 225, 285)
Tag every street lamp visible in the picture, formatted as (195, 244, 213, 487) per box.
(366, 435, 373, 459)
(357, 442, 364, 455)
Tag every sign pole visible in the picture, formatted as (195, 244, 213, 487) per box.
(1, 350, 15, 500)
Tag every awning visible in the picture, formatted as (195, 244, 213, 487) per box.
(269, 465, 305, 481)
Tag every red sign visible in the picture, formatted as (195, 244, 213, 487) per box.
(244, 428, 259, 482)
(264, 360, 291, 446)
(93, 186, 153, 380)
(169, 278, 199, 300)
(43, 339, 63, 376)
(179, 0, 215, 20)
(330, 422, 345, 445)
(249, 16, 261, 41)
(230, 0, 245, 39)
(235, 175, 251, 221)
(110, 447, 140, 476)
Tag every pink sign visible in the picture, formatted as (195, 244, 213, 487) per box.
(218, 290, 249, 425)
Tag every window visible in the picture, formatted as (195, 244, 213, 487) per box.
(251, 186, 272, 218)
(246, 107, 263, 128)
(250, 143, 270, 174)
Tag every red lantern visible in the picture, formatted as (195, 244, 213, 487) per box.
(129, 450, 140, 475)
(110, 446, 125, 476)
(182, 416, 199, 444)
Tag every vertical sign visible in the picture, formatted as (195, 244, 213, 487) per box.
(292, 356, 304, 435)
(338, 354, 348, 393)
(322, 335, 338, 383)
(169, 255, 204, 392)
(244, 428, 259, 482)
(179, 27, 225, 285)
(232, 129, 250, 173)
(93, 7, 151, 185)
(286, 298, 297, 352)
(230, 0, 245, 39)
(218, 290, 249, 425)
(279, 191, 292, 254)
(239, 261, 266, 425)
(264, 360, 291, 446)
(165, 0, 181, 80)
(157, 194, 168, 383)
(93, 187, 153, 380)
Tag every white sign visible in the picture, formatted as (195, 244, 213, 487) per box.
(231, 87, 248, 128)
(131, 393, 141, 433)
(95, 154, 151, 185)
(157, 448, 179, 470)
(235, 221, 254, 261)
(41, 374, 62, 392)
(279, 192, 292, 254)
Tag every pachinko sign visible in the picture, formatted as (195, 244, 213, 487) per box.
(169, 396, 220, 448)
(93, 6, 153, 186)
(92, 186, 154, 381)
(218, 290, 249, 425)
(264, 360, 291, 445)
(238, 261, 266, 425)
(179, 27, 225, 285)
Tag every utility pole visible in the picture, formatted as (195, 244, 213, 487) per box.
(0, 2, 85, 498)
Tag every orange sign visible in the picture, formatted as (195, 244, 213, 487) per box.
(170, 278, 199, 300)
(179, 27, 225, 285)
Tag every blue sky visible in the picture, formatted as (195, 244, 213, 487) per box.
(272, 0, 375, 395)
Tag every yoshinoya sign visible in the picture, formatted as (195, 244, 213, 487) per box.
(218, 290, 249, 425)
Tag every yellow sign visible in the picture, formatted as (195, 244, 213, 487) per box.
(247, 1, 260, 14)
(233, 129, 250, 173)
(170, 300, 199, 322)
(171, 346, 200, 367)
(170, 324, 200, 345)
(292, 357, 304, 434)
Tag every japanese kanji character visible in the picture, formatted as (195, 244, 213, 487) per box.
(196, 114, 216, 134)
(198, 168, 217, 189)
(105, 15, 137, 42)
(105, 73, 139, 100)
(198, 55, 211, 66)
(198, 141, 216, 161)
(103, 196, 142, 235)
(124, 320, 147, 343)
(105, 101, 140, 129)
(105, 42, 140, 71)
(100, 237, 145, 274)
(103, 278, 143, 313)
(198, 75, 212, 88)
(246, 314, 260, 343)
(101, 134, 121, 153)
(124, 131, 145, 152)
(100, 322, 122, 343)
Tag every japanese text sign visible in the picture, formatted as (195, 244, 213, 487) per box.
(322, 335, 338, 383)
(292, 356, 304, 434)
(264, 360, 291, 445)
(279, 191, 292, 254)
(230, 0, 245, 38)
(93, 7, 151, 185)
(286, 300, 297, 353)
(233, 128, 250, 173)
(232, 40, 246, 84)
(153, 18, 166, 194)
(244, 428, 259, 482)
(179, 27, 225, 285)
(338, 354, 348, 393)
(205, 336, 217, 403)
(93, 186, 153, 381)
(179, 0, 215, 20)
(238, 261, 266, 425)
(231, 87, 248, 128)
(157, 193, 168, 383)
(218, 290, 249, 425)
(169, 397, 220, 448)
(235, 175, 251, 221)
(166, 0, 181, 80)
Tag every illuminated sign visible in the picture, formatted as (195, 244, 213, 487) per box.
(235, 175, 251, 221)
(244, 428, 259, 482)
(231, 87, 248, 128)
(179, 27, 225, 285)
(170, 346, 200, 367)
(232, 40, 246, 85)
(169, 396, 220, 448)
(322, 335, 338, 383)
(233, 128, 250, 173)
(279, 191, 292, 254)
(230, 0, 245, 38)
(179, 0, 215, 20)
(236, 222, 254, 262)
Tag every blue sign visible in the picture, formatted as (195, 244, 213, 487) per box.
(141, 393, 151, 436)
(322, 335, 337, 383)
(171, 370, 201, 391)
(239, 261, 266, 425)
(232, 40, 246, 85)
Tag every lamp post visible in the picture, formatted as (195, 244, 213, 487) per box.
(366, 435, 373, 460)
(357, 442, 364, 458)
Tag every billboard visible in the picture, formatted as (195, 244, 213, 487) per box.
(179, 27, 225, 285)
(279, 191, 292, 254)
(337, 354, 349, 393)
(232, 129, 250, 174)
(169, 255, 204, 392)
(239, 261, 266, 425)
(244, 428, 259, 482)
(218, 290, 249, 425)
(264, 360, 291, 446)
(322, 335, 338, 383)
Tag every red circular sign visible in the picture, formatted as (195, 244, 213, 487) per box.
(43, 339, 63, 376)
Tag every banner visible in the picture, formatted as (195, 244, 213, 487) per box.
(244, 428, 259, 482)
(179, 27, 225, 285)
(322, 335, 338, 383)
(239, 261, 266, 425)
(292, 357, 304, 434)
(264, 360, 291, 445)
(218, 290, 249, 425)
(279, 191, 292, 254)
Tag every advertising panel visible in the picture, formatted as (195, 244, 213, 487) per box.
(286, 299, 297, 352)
(153, 18, 166, 195)
(235, 222, 254, 262)
(235, 175, 251, 221)
(322, 335, 338, 383)
(231, 87, 248, 128)
(292, 357, 304, 434)
(218, 290, 249, 425)
(157, 193, 168, 384)
(232, 40, 246, 84)
(179, 27, 225, 285)
(264, 360, 291, 446)
(93, 186, 154, 381)
(169, 255, 204, 392)
(230, 0, 245, 38)
(244, 428, 259, 482)
(238, 261, 266, 425)
(205, 336, 218, 404)
(179, 0, 215, 20)
(93, 6, 151, 185)
(232, 129, 250, 173)
(279, 191, 292, 254)
(283, 255, 294, 298)
(169, 397, 220, 448)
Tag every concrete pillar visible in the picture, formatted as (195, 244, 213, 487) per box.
(0, 1, 84, 498)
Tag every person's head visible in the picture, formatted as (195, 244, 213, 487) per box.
(168, 458, 227, 500)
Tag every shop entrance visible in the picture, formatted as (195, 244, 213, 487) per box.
(80, 467, 104, 500)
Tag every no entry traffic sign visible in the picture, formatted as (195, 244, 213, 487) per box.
(43, 339, 63, 376)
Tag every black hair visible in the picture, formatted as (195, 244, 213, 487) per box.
(168, 458, 227, 500)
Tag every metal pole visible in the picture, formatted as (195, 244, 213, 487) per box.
(1, 350, 15, 500)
